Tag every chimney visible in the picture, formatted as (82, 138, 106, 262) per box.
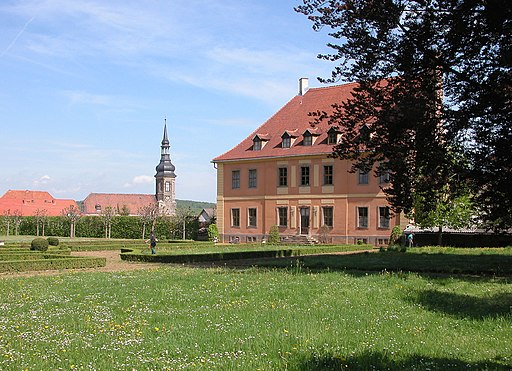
(299, 77, 309, 96)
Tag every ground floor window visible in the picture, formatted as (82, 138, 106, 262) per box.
(231, 208, 240, 227)
(248, 208, 257, 227)
(278, 207, 288, 227)
(378, 206, 390, 229)
(357, 207, 368, 228)
(322, 206, 333, 227)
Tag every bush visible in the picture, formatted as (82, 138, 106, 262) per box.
(47, 237, 59, 246)
(268, 225, 281, 245)
(31, 238, 49, 251)
(207, 224, 219, 242)
(389, 226, 403, 246)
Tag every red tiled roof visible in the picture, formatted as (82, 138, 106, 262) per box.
(82, 193, 156, 215)
(212, 82, 358, 162)
(0, 190, 79, 216)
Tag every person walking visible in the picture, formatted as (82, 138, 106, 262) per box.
(146, 230, 158, 254)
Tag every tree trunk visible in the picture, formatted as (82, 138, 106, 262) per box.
(36, 223, 40, 236)
(437, 225, 443, 246)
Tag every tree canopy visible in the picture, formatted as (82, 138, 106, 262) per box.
(296, 0, 511, 230)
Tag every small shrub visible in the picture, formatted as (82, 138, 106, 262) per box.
(31, 238, 49, 251)
(47, 237, 59, 246)
(268, 225, 281, 245)
(317, 225, 330, 244)
(389, 226, 402, 246)
(207, 224, 220, 242)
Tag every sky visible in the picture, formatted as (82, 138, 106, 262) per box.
(0, 0, 336, 203)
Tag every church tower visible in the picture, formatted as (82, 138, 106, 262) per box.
(155, 120, 176, 215)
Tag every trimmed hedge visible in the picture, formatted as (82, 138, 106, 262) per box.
(120, 244, 374, 264)
(0, 254, 106, 273)
(47, 237, 59, 246)
(31, 238, 49, 251)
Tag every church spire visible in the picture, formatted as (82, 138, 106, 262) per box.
(155, 119, 176, 215)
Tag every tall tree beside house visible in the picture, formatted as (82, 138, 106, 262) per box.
(62, 205, 81, 238)
(296, 0, 511, 230)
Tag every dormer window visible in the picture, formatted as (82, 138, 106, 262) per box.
(253, 137, 262, 151)
(282, 134, 291, 148)
(95, 204, 101, 212)
(252, 133, 269, 151)
(303, 132, 312, 146)
(327, 128, 339, 145)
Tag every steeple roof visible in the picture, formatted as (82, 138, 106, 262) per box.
(155, 120, 176, 178)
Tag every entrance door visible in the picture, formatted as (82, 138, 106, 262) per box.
(300, 207, 310, 235)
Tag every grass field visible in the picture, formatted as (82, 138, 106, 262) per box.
(1, 264, 511, 370)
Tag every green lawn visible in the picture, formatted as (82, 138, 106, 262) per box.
(1, 266, 510, 370)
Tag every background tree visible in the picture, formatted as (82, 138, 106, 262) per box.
(138, 204, 160, 240)
(12, 210, 23, 236)
(34, 208, 48, 236)
(296, 0, 511, 230)
(62, 205, 81, 238)
(100, 206, 116, 239)
(2, 210, 12, 236)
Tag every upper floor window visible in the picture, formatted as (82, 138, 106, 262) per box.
(165, 181, 170, 192)
(322, 206, 333, 227)
(358, 170, 369, 185)
(249, 169, 257, 188)
(232, 170, 240, 189)
(323, 165, 333, 185)
(253, 137, 262, 151)
(379, 206, 390, 229)
(301, 166, 310, 186)
(278, 167, 288, 187)
(357, 207, 369, 228)
(379, 170, 390, 184)
(248, 208, 257, 227)
(303, 132, 312, 146)
(278, 207, 288, 227)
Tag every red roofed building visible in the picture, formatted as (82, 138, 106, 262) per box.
(0, 190, 79, 216)
(212, 78, 404, 245)
(82, 193, 157, 216)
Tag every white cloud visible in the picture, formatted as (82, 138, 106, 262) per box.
(33, 174, 52, 186)
(124, 175, 153, 188)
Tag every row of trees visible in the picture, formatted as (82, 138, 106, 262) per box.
(296, 0, 511, 234)
(1, 205, 200, 240)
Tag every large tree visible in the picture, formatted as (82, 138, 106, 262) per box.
(296, 0, 511, 230)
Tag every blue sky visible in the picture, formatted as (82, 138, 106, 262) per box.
(0, 0, 335, 203)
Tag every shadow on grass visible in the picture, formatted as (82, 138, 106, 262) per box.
(411, 289, 512, 319)
(241, 252, 512, 277)
(295, 350, 511, 370)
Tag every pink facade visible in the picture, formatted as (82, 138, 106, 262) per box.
(213, 80, 404, 245)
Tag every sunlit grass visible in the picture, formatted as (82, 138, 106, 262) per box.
(1, 267, 510, 370)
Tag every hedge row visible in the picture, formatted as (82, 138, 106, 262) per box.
(120, 244, 373, 264)
(1, 215, 199, 240)
(0, 250, 71, 261)
(0, 255, 106, 273)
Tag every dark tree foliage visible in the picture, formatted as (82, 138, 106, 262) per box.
(296, 0, 511, 230)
